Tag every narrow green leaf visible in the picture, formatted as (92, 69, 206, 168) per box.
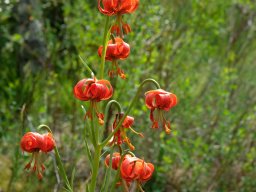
(84, 138, 93, 169)
(100, 147, 114, 192)
(71, 167, 76, 190)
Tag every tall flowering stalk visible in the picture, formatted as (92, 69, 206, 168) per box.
(20, 1, 178, 191)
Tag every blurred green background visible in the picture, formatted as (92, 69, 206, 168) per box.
(1, 0, 256, 191)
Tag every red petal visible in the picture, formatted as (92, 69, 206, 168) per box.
(155, 93, 172, 110)
(122, 116, 134, 128)
(98, 0, 117, 15)
(119, 0, 139, 14)
(98, 45, 103, 57)
(97, 79, 113, 100)
(41, 133, 55, 152)
(73, 78, 94, 101)
(20, 132, 44, 153)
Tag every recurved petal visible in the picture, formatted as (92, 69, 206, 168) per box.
(73, 78, 94, 101)
(98, 0, 117, 15)
(170, 93, 178, 107)
(41, 133, 55, 153)
(87, 83, 107, 101)
(105, 152, 121, 170)
(119, 0, 139, 14)
(20, 132, 44, 153)
(98, 45, 103, 57)
(139, 162, 154, 182)
(155, 93, 172, 109)
(119, 42, 130, 60)
(97, 79, 113, 100)
(122, 115, 134, 128)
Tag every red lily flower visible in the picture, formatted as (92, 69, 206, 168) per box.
(73, 78, 113, 101)
(20, 132, 55, 180)
(98, 37, 130, 79)
(41, 133, 55, 153)
(105, 152, 132, 170)
(105, 152, 121, 170)
(145, 89, 177, 134)
(20, 132, 44, 153)
(109, 114, 143, 150)
(120, 156, 154, 183)
(73, 77, 113, 124)
(98, 0, 139, 16)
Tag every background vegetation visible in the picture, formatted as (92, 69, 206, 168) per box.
(1, 0, 256, 191)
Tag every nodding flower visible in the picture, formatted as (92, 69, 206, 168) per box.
(20, 132, 55, 180)
(98, 0, 139, 16)
(98, 37, 130, 79)
(145, 89, 177, 134)
(109, 114, 143, 150)
(73, 77, 113, 124)
(98, 0, 139, 37)
(105, 152, 131, 170)
(120, 156, 154, 183)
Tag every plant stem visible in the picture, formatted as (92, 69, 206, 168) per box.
(37, 124, 72, 191)
(54, 147, 73, 192)
(103, 100, 122, 130)
(90, 103, 97, 147)
(117, 14, 123, 38)
(89, 145, 102, 192)
(37, 124, 53, 133)
(100, 78, 160, 147)
(79, 55, 94, 78)
(100, 16, 110, 79)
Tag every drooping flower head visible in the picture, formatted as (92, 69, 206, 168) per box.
(105, 152, 122, 170)
(40, 133, 55, 153)
(73, 78, 113, 102)
(120, 156, 154, 183)
(20, 132, 55, 180)
(98, 0, 139, 36)
(105, 152, 132, 170)
(98, 0, 139, 16)
(20, 132, 44, 153)
(73, 77, 113, 124)
(145, 89, 177, 134)
(98, 37, 130, 79)
(109, 114, 143, 150)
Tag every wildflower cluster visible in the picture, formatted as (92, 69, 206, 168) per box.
(20, 0, 178, 191)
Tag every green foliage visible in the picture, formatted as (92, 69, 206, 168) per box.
(0, 0, 256, 191)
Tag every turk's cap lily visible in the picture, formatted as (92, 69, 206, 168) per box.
(145, 89, 178, 134)
(98, 37, 130, 61)
(20, 132, 44, 153)
(105, 152, 132, 170)
(145, 89, 177, 111)
(21, 132, 56, 180)
(73, 78, 113, 102)
(98, 0, 139, 16)
(120, 156, 154, 183)
(40, 133, 55, 153)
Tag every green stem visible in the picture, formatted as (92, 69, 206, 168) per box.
(137, 182, 145, 192)
(79, 55, 94, 78)
(100, 78, 160, 147)
(54, 147, 73, 192)
(117, 14, 123, 38)
(37, 124, 53, 133)
(38, 125, 72, 191)
(100, 16, 111, 79)
(102, 100, 122, 133)
(90, 103, 97, 147)
(89, 146, 102, 192)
